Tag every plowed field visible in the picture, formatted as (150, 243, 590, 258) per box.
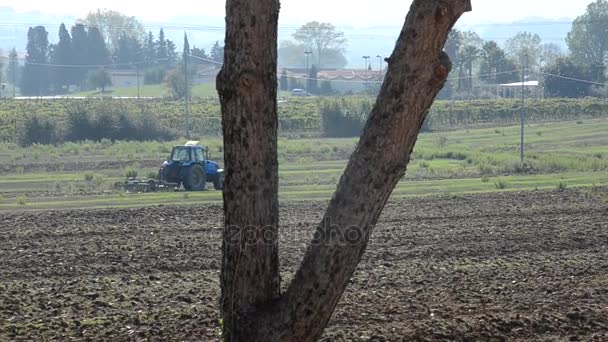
(1, 188, 607, 341)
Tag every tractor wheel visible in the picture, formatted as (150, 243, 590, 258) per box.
(213, 173, 224, 190)
(183, 165, 206, 191)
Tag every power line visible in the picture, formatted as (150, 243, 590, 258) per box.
(0, 55, 169, 68)
(187, 53, 222, 65)
(535, 71, 608, 86)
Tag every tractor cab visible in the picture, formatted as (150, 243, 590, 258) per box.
(159, 141, 224, 191)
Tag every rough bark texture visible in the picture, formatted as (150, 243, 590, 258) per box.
(218, 0, 471, 341)
(216, 0, 281, 340)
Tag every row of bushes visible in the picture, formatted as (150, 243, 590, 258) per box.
(4, 97, 608, 144)
(21, 101, 174, 146)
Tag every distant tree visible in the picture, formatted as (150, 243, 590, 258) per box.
(144, 31, 157, 67)
(183, 33, 190, 58)
(543, 57, 591, 98)
(279, 68, 288, 91)
(460, 31, 483, 91)
(157, 29, 168, 67)
(78, 9, 145, 52)
(443, 29, 462, 96)
(8, 48, 20, 94)
(293, 21, 347, 68)
(308, 64, 318, 94)
(278, 40, 347, 69)
(49, 23, 73, 92)
(21, 26, 50, 96)
(87, 27, 110, 65)
(210, 41, 224, 63)
(539, 43, 564, 68)
(88, 68, 112, 92)
(505, 32, 542, 70)
(166, 39, 178, 67)
(566, 0, 608, 82)
(22, 116, 57, 146)
(164, 67, 194, 100)
(479, 40, 519, 84)
(115, 31, 143, 68)
(164, 33, 194, 100)
(445, 29, 462, 63)
(191, 46, 209, 62)
(71, 24, 89, 86)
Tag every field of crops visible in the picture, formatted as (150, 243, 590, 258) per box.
(2, 97, 608, 143)
(0, 118, 606, 210)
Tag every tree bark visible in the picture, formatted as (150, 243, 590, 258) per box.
(216, 0, 281, 340)
(218, 0, 471, 341)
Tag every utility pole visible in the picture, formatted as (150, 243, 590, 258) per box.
(304, 50, 312, 92)
(520, 53, 528, 163)
(362, 56, 370, 72)
(184, 51, 190, 138)
(136, 63, 140, 100)
(376, 55, 383, 73)
(12, 59, 15, 98)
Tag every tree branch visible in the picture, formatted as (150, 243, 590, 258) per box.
(256, 0, 471, 340)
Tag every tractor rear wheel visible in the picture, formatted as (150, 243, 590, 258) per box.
(183, 165, 206, 191)
(213, 172, 224, 190)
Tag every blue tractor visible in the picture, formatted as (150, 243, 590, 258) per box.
(125, 141, 224, 192)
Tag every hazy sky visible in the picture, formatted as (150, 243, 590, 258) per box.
(0, 0, 596, 26)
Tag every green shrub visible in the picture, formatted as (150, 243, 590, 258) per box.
(84, 173, 95, 181)
(557, 181, 568, 192)
(436, 136, 448, 148)
(494, 179, 509, 189)
(125, 169, 138, 179)
(17, 195, 27, 206)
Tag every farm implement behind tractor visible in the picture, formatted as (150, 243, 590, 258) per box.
(124, 141, 224, 193)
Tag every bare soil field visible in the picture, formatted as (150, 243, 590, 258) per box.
(1, 188, 607, 341)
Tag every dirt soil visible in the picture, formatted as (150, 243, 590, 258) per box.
(1, 188, 607, 341)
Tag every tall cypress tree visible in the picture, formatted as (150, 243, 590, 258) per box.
(21, 26, 50, 96)
(87, 27, 110, 65)
(157, 28, 168, 67)
(144, 31, 156, 67)
(71, 24, 89, 87)
(115, 32, 142, 68)
(50, 23, 73, 92)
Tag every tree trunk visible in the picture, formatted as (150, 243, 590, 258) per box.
(216, 0, 281, 340)
(218, 0, 471, 341)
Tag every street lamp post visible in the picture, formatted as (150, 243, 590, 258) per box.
(304, 50, 313, 92)
(376, 55, 383, 73)
(362, 56, 371, 72)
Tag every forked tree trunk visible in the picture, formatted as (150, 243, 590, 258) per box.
(216, 0, 281, 340)
(217, 0, 471, 341)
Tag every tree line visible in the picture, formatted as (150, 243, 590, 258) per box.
(6, 9, 225, 96)
(442, 0, 608, 99)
